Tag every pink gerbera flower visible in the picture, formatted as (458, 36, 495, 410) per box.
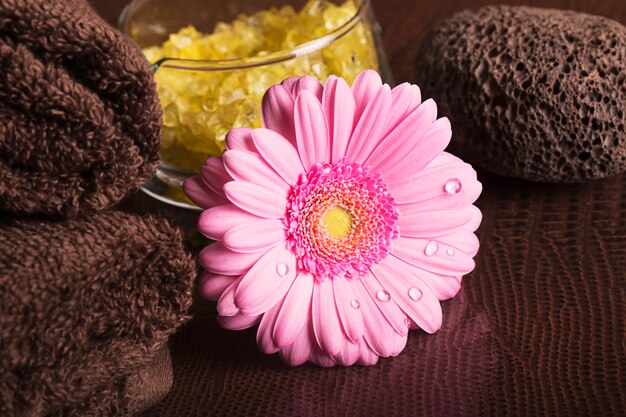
(184, 70, 482, 367)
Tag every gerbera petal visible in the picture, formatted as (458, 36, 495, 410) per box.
(252, 128, 304, 183)
(199, 272, 236, 301)
(225, 127, 257, 152)
(437, 229, 480, 257)
(345, 84, 391, 163)
(199, 242, 265, 276)
(280, 76, 300, 93)
(428, 151, 462, 167)
(383, 82, 422, 136)
(333, 338, 361, 366)
(371, 256, 442, 333)
(235, 243, 297, 316)
(223, 181, 287, 218)
(398, 178, 482, 212)
(408, 267, 462, 301)
(383, 117, 452, 182)
(392, 236, 476, 276)
(261, 84, 296, 146)
(332, 278, 364, 343)
(273, 272, 314, 348)
(294, 90, 330, 169)
(292, 75, 323, 101)
(217, 313, 262, 331)
(360, 272, 409, 337)
(200, 157, 232, 197)
(365, 98, 437, 176)
(217, 278, 241, 317)
(357, 341, 380, 366)
(390, 332, 409, 356)
(466, 205, 483, 232)
(351, 279, 396, 357)
(257, 301, 284, 354)
(223, 219, 286, 253)
(398, 207, 474, 238)
(323, 75, 356, 164)
(197, 204, 261, 240)
(309, 347, 337, 367)
(312, 279, 344, 356)
(351, 69, 382, 120)
(391, 160, 480, 207)
(279, 319, 315, 366)
(182, 175, 228, 209)
(223, 149, 290, 192)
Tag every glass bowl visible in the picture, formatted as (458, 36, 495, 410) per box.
(120, 0, 392, 208)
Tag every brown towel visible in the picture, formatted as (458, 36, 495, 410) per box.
(124, 345, 174, 416)
(0, 0, 161, 217)
(0, 211, 196, 416)
(46, 344, 174, 417)
(54, 344, 174, 417)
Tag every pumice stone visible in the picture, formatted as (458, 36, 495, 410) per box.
(415, 6, 626, 183)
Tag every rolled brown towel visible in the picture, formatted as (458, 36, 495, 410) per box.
(54, 345, 174, 417)
(0, 0, 161, 217)
(0, 211, 196, 416)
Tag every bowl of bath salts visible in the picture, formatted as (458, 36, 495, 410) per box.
(120, 0, 391, 208)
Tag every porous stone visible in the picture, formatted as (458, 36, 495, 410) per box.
(415, 6, 626, 182)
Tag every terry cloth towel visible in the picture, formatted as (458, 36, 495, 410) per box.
(123, 345, 174, 416)
(0, 211, 196, 416)
(0, 0, 161, 217)
(55, 344, 174, 417)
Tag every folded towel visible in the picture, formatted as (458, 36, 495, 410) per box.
(53, 345, 174, 417)
(123, 345, 174, 416)
(0, 211, 196, 416)
(0, 0, 161, 217)
(43, 344, 174, 417)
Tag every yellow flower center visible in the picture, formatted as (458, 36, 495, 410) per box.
(321, 206, 353, 239)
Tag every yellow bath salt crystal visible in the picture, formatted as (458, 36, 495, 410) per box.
(144, 0, 379, 173)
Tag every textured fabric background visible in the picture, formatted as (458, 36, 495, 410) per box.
(92, 1, 626, 416)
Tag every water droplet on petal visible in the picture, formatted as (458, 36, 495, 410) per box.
(350, 299, 360, 309)
(408, 287, 423, 301)
(444, 178, 462, 194)
(447, 248, 456, 256)
(376, 289, 391, 302)
(276, 263, 289, 277)
(404, 318, 412, 328)
(424, 240, 439, 256)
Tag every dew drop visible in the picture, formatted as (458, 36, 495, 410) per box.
(424, 240, 439, 256)
(350, 299, 360, 309)
(276, 262, 289, 277)
(447, 248, 456, 256)
(408, 287, 423, 301)
(444, 178, 462, 194)
(404, 318, 412, 328)
(376, 289, 391, 302)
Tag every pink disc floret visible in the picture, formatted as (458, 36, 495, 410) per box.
(284, 159, 399, 281)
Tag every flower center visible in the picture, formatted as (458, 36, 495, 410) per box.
(284, 160, 399, 281)
(321, 206, 353, 239)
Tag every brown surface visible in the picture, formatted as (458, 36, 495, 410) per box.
(94, 1, 625, 416)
